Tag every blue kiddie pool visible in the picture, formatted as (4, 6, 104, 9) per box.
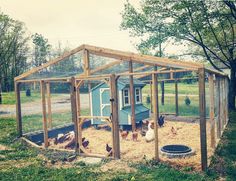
(160, 144, 195, 158)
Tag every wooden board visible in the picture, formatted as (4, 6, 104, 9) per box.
(15, 82, 22, 136)
(129, 61, 136, 131)
(152, 73, 159, 160)
(198, 68, 207, 171)
(208, 75, 215, 148)
(40, 80, 49, 148)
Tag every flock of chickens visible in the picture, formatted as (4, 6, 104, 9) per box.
(48, 115, 179, 156)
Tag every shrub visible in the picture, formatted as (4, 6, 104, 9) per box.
(146, 95, 151, 104)
(184, 96, 191, 106)
(26, 88, 31, 97)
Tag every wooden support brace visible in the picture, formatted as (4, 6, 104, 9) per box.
(15, 82, 22, 137)
(46, 82, 52, 129)
(152, 73, 159, 160)
(70, 77, 79, 152)
(83, 49, 90, 76)
(161, 81, 164, 105)
(198, 68, 207, 171)
(175, 80, 179, 116)
(40, 80, 49, 148)
(208, 74, 216, 148)
(129, 61, 136, 131)
(216, 78, 221, 138)
(110, 74, 120, 159)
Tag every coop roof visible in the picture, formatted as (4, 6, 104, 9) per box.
(118, 78, 146, 87)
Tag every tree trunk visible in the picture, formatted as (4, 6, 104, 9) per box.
(229, 68, 236, 110)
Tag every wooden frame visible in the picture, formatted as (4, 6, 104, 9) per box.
(14, 44, 229, 172)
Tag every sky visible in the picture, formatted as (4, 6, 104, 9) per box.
(0, 0, 139, 52)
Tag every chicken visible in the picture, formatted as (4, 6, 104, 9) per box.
(82, 140, 89, 148)
(132, 130, 138, 141)
(171, 126, 177, 135)
(106, 144, 112, 156)
(120, 129, 129, 140)
(145, 122, 155, 142)
(158, 115, 165, 127)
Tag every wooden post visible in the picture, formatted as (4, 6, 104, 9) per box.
(88, 83, 92, 115)
(225, 78, 229, 124)
(40, 80, 48, 148)
(83, 49, 90, 76)
(223, 78, 227, 127)
(70, 77, 78, 152)
(110, 74, 120, 159)
(208, 74, 215, 148)
(150, 81, 153, 113)
(175, 80, 179, 116)
(198, 68, 207, 171)
(220, 79, 224, 133)
(161, 81, 164, 105)
(152, 73, 159, 160)
(15, 82, 22, 137)
(46, 82, 52, 129)
(216, 77, 221, 138)
(129, 61, 136, 131)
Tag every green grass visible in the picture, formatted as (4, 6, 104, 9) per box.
(1, 91, 62, 105)
(22, 109, 90, 133)
(209, 111, 236, 180)
(1, 112, 236, 180)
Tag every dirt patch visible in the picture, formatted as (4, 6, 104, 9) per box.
(46, 120, 213, 171)
(101, 160, 136, 173)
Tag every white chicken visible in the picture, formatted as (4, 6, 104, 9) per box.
(145, 122, 155, 142)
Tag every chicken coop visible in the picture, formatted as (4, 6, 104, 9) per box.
(90, 78, 149, 128)
(14, 44, 229, 171)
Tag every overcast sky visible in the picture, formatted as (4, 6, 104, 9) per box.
(0, 0, 140, 52)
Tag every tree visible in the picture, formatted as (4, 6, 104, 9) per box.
(0, 11, 29, 103)
(32, 33, 51, 67)
(121, 0, 236, 110)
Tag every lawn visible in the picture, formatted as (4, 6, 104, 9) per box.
(1, 91, 44, 105)
(0, 112, 236, 180)
(22, 109, 90, 133)
(1, 91, 64, 105)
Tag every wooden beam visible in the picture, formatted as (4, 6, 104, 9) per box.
(216, 77, 221, 138)
(46, 82, 52, 129)
(15, 82, 22, 137)
(84, 44, 203, 69)
(208, 74, 215, 148)
(152, 73, 159, 160)
(198, 68, 207, 171)
(225, 78, 229, 124)
(83, 49, 90, 76)
(150, 81, 153, 113)
(175, 80, 179, 116)
(129, 61, 136, 131)
(15, 45, 84, 81)
(40, 80, 48, 148)
(161, 81, 164, 105)
(70, 77, 79, 152)
(110, 74, 120, 159)
(90, 60, 122, 74)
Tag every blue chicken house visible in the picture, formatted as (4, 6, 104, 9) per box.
(90, 79, 150, 128)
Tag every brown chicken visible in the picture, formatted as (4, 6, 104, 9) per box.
(132, 130, 138, 141)
(120, 129, 129, 140)
(171, 126, 177, 135)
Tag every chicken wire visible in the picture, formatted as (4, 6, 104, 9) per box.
(23, 51, 83, 80)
